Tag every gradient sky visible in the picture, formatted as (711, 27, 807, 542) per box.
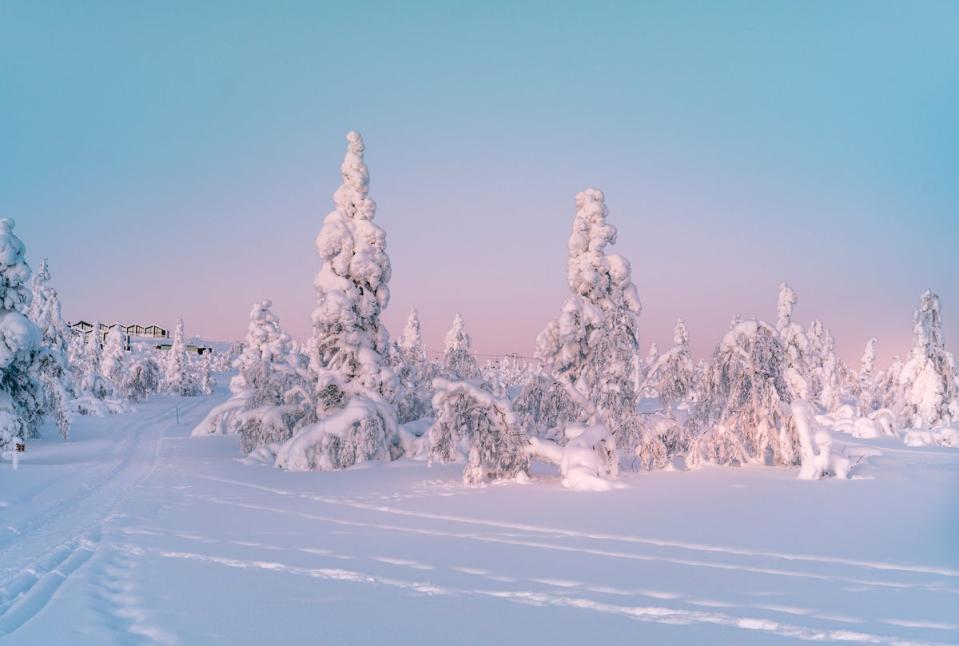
(3, 1, 958, 366)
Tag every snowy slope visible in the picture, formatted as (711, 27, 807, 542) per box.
(1, 381, 957, 645)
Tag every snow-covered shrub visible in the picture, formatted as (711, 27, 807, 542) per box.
(428, 378, 530, 485)
(442, 313, 479, 381)
(237, 404, 298, 455)
(535, 188, 642, 457)
(276, 132, 400, 470)
(391, 308, 434, 423)
(903, 427, 959, 448)
(687, 320, 798, 468)
(528, 423, 621, 491)
(275, 396, 398, 471)
(163, 319, 201, 396)
(125, 352, 162, 402)
(0, 219, 44, 450)
(792, 401, 851, 480)
(897, 290, 958, 429)
(628, 412, 687, 471)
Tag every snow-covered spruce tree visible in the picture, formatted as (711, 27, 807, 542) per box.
(687, 319, 799, 468)
(25, 258, 72, 437)
(193, 300, 298, 448)
(535, 188, 643, 458)
(651, 318, 694, 406)
(443, 313, 479, 381)
(898, 290, 959, 429)
(101, 325, 129, 397)
(391, 308, 434, 424)
(0, 218, 44, 450)
(807, 319, 842, 412)
(428, 378, 530, 485)
(232, 301, 299, 452)
(858, 338, 878, 415)
(875, 355, 903, 413)
(163, 319, 200, 396)
(275, 131, 400, 471)
(776, 282, 812, 400)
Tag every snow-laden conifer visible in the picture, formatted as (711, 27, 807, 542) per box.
(101, 325, 128, 396)
(898, 290, 958, 428)
(26, 258, 72, 437)
(776, 283, 812, 400)
(649, 319, 694, 406)
(858, 338, 878, 415)
(163, 319, 200, 396)
(443, 313, 479, 381)
(535, 188, 641, 459)
(193, 300, 298, 448)
(276, 132, 399, 470)
(392, 308, 434, 423)
(80, 323, 111, 400)
(687, 319, 798, 467)
(0, 219, 44, 450)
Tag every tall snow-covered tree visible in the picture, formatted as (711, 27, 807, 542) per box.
(0, 218, 44, 450)
(26, 258, 72, 437)
(163, 319, 199, 396)
(535, 188, 642, 452)
(276, 131, 400, 471)
(898, 290, 958, 428)
(688, 319, 798, 468)
(443, 313, 479, 381)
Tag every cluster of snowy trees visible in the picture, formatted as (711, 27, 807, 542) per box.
(0, 217, 223, 452)
(192, 131, 959, 487)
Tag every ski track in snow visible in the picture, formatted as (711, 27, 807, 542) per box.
(148, 548, 953, 646)
(3, 391, 957, 644)
(194, 474, 959, 579)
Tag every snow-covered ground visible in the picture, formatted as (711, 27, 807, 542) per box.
(2, 382, 958, 645)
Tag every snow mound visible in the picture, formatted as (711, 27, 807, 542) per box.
(793, 401, 852, 480)
(903, 427, 959, 448)
(529, 423, 622, 491)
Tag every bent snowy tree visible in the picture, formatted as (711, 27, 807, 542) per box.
(428, 378, 530, 485)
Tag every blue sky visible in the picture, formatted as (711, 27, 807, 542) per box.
(3, 1, 957, 364)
